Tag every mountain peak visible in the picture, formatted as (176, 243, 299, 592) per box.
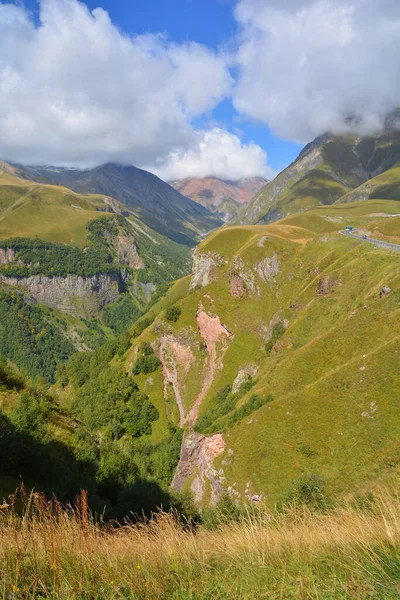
(170, 176, 269, 222)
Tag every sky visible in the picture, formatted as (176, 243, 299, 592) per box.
(0, 0, 399, 181)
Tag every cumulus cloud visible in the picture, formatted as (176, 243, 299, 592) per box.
(233, 0, 400, 142)
(147, 128, 274, 181)
(0, 0, 252, 176)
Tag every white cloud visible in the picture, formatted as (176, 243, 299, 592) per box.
(233, 0, 400, 142)
(0, 0, 253, 176)
(147, 128, 274, 181)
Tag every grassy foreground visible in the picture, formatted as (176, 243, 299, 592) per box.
(1, 488, 400, 599)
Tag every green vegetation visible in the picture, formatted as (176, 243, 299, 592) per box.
(232, 131, 400, 227)
(277, 473, 331, 512)
(0, 486, 400, 599)
(0, 291, 74, 383)
(165, 304, 182, 322)
(132, 342, 161, 376)
(0, 176, 111, 247)
(0, 236, 118, 278)
(102, 293, 143, 334)
(195, 378, 255, 434)
(265, 321, 285, 354)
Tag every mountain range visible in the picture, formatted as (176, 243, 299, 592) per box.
(0, 125, 399, 514)
(232, 130, 400, 226)
(170, 176, 268, 222)
(16, 162, 222, 246)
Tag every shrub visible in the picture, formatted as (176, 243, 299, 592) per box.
(165, 305, 182, 323)
(265, 321, 286, 355)
(132, 343, 161, 375)
(278, 473, 331, 512)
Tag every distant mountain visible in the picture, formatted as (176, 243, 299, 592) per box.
(170, 176, 268, 222)
(232, 130, 400, 226)
(16, 163, 222, 246)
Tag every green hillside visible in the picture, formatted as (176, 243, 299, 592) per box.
(0, 169, 192, 376)
(90, 200, 400, 507)
(233, 131, 400, 226)
(340, 166, 400, 203)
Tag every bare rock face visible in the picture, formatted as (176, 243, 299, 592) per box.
(380, 286, 392, 297)
(232, 365, 258, 393)
(190, 251, 224, 289)
(230, 274, 247, 298)
(229, 256, 258, 297)
(159, 335, 195, 427)
(0, 248, 17, 265)
(0, 273, 120, 314)
(255, 254, 280, 283)
(115, 234, 144, 269)
(317, 275, 335, 295)
(172, 431, 226, 505)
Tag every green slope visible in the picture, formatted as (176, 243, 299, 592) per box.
(18, 163, 222, 246)
(340, 166, 400, 204)
(233, 131, 400, 226)
(106, 200, 400, 506)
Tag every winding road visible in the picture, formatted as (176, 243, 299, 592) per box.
(341, 230, 400, 253)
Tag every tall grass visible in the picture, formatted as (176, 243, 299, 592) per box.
(0, 486, 399, 599)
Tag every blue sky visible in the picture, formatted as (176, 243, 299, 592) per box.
(80, 0, 303, 172)
(3, 0, 399, 178)
(16, 0, 302, 174)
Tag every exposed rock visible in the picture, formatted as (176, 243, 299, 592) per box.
(191, 251, 224, 289)
(232, 365, 258, 393)
(115, 234, 144, 269)
(0, 273, 120, 314)
(0, 248, 17, 265)
(256, 236, 270, 248)
(139, 282, 157, 302)
(316, 275, 335, 295)
(362, 402, 377, 419)
(171, 431, 226, 505)
(230, 274, 247, 298)
(255, 253, 280, 283)
(380, 286, 392, 297)
(159, 335, 195, 427)
(229, 256, 258, 297)
(186, 305, 233, 426)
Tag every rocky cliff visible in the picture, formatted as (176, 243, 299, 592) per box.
(0, 272, 120, 314)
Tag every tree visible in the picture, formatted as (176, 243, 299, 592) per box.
(165, 305, 182, 323)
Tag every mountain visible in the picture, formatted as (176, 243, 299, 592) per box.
(0, 163, 192, 365)
(169, 176, 269, 222)
(58, 197, 400, 508)
(17, 163, 222, 246)
(232, 130, 400, 226)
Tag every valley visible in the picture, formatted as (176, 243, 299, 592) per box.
(0, 132, 399, 599)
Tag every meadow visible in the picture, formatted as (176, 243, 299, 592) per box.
(0, 486, 399, 599)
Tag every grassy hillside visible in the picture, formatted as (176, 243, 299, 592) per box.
(233, 131, 400, 226)
(340, 166, 400, 204)
(108, 200, 400, 508)
(1, 488, 399, 599)
(19, 163, 222, 246)
(0, 171, 110, 247)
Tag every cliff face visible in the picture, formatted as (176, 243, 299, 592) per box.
(0, 248, 17, 264)
(0, 273, 120, 314)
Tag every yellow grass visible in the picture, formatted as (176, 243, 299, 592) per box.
(0, 487, 399, 599)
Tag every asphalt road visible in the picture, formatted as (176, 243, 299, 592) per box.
(341, 230, 400, 253)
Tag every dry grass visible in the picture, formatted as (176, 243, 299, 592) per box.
(0, 487, 399, 599)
